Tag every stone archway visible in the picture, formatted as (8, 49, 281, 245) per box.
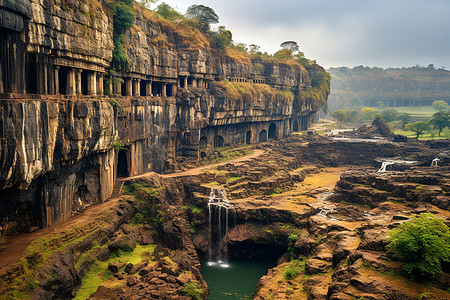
(245, 131, 252, 144)
(214, 135, 224, 147)
(117, 149, 129, 178)
(268, 123, 277, 140)
(293, 120, 299, 132)
(259, 130, 267, 142)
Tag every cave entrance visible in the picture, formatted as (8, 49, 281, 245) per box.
(293, 120, 299, 132)
(214, 135, 224, 148)
(199, 136, 208, 149)
(25, 53, 38, 94)
(245, 131, 252, 144)
(58, 67, 68, 95)
(152, 82, 163, 96)
(117, 149, 129, 178)
(268, 123, 277, 140)
(259, 130, 267, 142)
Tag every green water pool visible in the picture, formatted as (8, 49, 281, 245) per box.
(201, 258, 276, 299)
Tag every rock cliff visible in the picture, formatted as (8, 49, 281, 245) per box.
(0, 0, 329, 234)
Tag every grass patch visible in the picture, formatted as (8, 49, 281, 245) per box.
(393, 128, 450, 140)
(74, 244, 156, 299)
(227, 176, 242, 183)
(283, 259, 306, 280)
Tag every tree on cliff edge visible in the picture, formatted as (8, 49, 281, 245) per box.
(186, 5, 219, 32)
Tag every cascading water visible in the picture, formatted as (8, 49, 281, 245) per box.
(431, 158, 440, 167)
(207, 187, 235, 268)
(377, 161, 395, 172)
(377, 159, 416, 172)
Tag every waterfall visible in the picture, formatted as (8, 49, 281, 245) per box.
(378, 161, 395, 172)
(431, 158, 440, 167)
(377, 159, 417, 172)
(207, 187, 235, 267)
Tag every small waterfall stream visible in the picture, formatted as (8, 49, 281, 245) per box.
(207, 188, 235, 267)
(377, 159, 416, 172)
(431, 158, 440, 167)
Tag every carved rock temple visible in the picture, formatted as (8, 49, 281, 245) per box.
(0, 0, 329, 234)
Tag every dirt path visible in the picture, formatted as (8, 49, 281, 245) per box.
(124, 148, 267, 181)
(0, 198, 121, 269)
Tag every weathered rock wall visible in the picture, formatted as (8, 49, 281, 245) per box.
(0, 99, 117, 233)
(0, 0, 329, 235)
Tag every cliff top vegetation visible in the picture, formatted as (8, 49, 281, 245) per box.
(132, 1, 318, 69)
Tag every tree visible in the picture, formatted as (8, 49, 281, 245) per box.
(359, 107, 377, 122)
(398, 113, 411, 128)
(212, 26, 232, 48)
(138, 0, 157, 9)
(405, 121, 430, 139)
(156, 2, 183, 21)
(381, 109, 398, 123)
(387, 213, 450, 278)
(432, 100, 449, 111)
(331, 109, 348, 123)
(248, 44, 260, 55)
(429, 111, 449, 136)
(273, 49, 292, 61)
(280, 41, 299, 53)
(186, 5, 219, 32)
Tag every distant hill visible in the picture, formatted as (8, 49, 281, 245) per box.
(327, 65, 450, 111)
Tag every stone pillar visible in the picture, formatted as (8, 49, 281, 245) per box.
(67, 69, 76, 95)
(146, 81, 152, 96)
(192, 78, 197, 88)
(162, 83, 167, 97)
(76, 70, 82, 95)
(98, 74, 104, 95)
(172, 84, 177, 96)
(54, 67, 59, 95)
(126, 78, 132, 96)
(184, 77, 188, 89)
(133, 79, 140, 96)
(87, 72, 97, 95)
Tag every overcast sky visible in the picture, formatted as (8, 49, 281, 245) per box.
(151, 0, 450, 69)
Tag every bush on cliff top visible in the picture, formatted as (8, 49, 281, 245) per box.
(387, 213, 450, 278)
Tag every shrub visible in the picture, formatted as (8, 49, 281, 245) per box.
(182, 281, 203, 300)
(287, 232, 299, 259)
(387, 213, 450, 278)
(283, 260, 304, 280)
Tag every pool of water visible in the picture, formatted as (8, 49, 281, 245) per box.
(201, 258, 276, 299)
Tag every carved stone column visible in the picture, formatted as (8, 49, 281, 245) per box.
(87, 72, 97, 95)
(54, 66, 60, 95)
(133, 79, 140, 96)
(146, 81, 152, 96)
(162, 83, 167, 97)
(67, 69, 76, 95)
(171, 84, 177, 96)
(126, 78, 132, 96)
(184, 77, 188, 89)
(76, 70, 82, 95)
(192, 78, 197, 88)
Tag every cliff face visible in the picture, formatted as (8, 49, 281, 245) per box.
(0, 0, 329, 234)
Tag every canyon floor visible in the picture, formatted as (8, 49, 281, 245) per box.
(0, 132, 449, 299)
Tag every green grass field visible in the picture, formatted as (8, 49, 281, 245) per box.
(375, 106, 439, 121)
(393, 128, 450, 140)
